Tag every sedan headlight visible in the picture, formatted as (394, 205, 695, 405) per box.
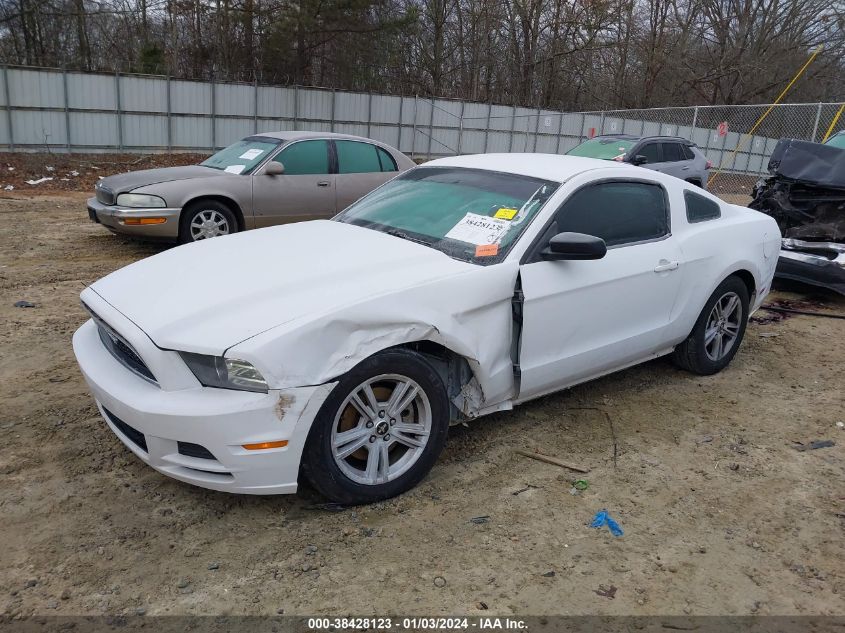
(180, 352, 268, 393)
(116, 193, 167, 208)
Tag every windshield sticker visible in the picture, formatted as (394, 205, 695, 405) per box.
(494, 207, 518, 220)
(475, 243, 499, 257)
(224, 164, 246, 174)
(239, 148, 264, 160)
(445, 212, 510, 245)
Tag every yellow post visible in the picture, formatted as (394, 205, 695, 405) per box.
(821, 104, 845, 143)
(708, 45, 824, 187)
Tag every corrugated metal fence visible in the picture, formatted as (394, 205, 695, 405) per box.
(2, 66, 843, 193)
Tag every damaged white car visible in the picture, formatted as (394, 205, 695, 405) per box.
(73, 154, 780, 504)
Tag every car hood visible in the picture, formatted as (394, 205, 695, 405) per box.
(98, 165, 226, 194)
(87, 221, 476, 354)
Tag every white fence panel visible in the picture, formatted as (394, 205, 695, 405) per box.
(1, 66, 842, 196)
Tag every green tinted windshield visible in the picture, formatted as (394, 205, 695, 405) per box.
(824, 132, 845, 149)
(201, 136, 282, 174)
(567, 137, 635, 160)
(334, 167, 559, 265)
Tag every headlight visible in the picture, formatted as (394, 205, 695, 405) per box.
(116, 193, 167, 208)
(179, 352, 268, 393)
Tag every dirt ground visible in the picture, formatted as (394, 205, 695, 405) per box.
(1, 192, 843, 618)
(0, 153, 206, 195)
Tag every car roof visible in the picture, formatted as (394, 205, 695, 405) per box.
(592, 134, 694, 144)
(423, 153, 628, 183)
(254, 130, 386, 144)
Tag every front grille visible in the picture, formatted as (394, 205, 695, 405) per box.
(84, 303, 157, 384)
(103, 407, 148, 452)
(95, 186, 115, 205)
(177, 442, 216, 460)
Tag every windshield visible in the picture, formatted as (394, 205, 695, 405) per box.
(201, 136, 282, 174)
(334, 167, 559, 265)
(567, 137, 636, 160)
(824, 132, 845, 149)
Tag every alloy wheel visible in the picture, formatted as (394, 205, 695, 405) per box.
(189, 209, 230, 240)
(331, 374, 432, 486)
(704, 291, 742, 361)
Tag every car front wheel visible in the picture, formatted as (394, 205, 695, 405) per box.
(179, 200, 237, 244)
(301, 349, 449, 504)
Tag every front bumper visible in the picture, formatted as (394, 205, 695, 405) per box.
(87, 197, 182, 239)
(776, 239, 845, 295)
(72, 312, 334, 495)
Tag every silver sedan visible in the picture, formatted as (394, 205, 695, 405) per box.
(86, 131, 415, 243)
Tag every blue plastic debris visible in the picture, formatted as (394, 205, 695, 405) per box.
(590, 509, 624, 537)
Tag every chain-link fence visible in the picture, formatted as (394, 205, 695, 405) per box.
(449, 102, 845, 203)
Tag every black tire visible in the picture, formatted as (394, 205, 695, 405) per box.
(178, 200, 238, 244)
(672, 276, 749, 375)
(301, 349, 450, 505)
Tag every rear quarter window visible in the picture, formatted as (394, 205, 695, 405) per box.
(377, 147, 398, 171)
(684, 190, 721, 223)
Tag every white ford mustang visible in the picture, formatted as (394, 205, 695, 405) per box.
(73, 154, 780, 504)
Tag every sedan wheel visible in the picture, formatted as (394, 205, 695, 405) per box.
(190, 209, 231, 240)
(179, 200, 238, 244)
(331, 374, 432, 486)
(302, 349, 449, 504)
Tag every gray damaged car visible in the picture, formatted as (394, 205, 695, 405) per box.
(87, 131, 415, 243)
(750, 133, 845, 295)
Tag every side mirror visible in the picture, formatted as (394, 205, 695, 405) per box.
(541, 232, 607, 261)
(631, 154, 648, 166)
(264, 161, 285, 176)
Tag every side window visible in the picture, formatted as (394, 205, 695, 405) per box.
(276, 140, 330, 175)
(377, 147, 398, 172)
(336, 141, 382, 174)
(554, 181, 669, 247)
(637, 143, 661, 164)
(662, 142, 683, 162)
(684, 190, 721, 223)
(681, 145, 696, 160)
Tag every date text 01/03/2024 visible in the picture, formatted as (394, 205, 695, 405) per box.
(306, 617, 528, 630)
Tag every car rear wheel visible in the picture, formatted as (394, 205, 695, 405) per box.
(301, 349, 449, 504)
(672, 276, 749, 375)
(179, 200, 237, 244)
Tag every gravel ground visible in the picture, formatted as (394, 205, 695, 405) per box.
(1, 192, 843, 618)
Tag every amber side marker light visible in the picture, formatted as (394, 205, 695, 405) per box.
(242, 440, 288, 450)
(123, 217, 167, 225)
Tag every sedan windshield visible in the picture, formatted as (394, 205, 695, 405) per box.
(334, 167, 559, 265)
(567, 137, 636, 160)
(201, 136, 282, 174)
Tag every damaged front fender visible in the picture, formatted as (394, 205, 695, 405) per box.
(230, 261, 522, 417)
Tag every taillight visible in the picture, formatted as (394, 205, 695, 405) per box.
(706, 160, 713, 169)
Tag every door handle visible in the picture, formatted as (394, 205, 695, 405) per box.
(317, 181, 330, 187)
(654, 260, 679, 273)
(681, 166, 691, 171)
